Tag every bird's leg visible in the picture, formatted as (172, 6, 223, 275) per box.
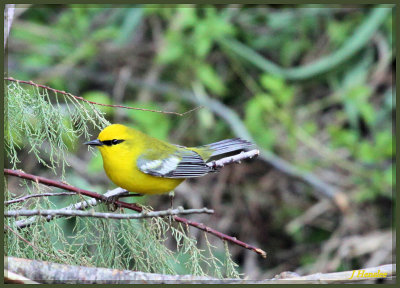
(105, 200, 119, 212)
(169, 190, 175, 209)
(104, 192, 126, 212)
(167, 190, 175, 223)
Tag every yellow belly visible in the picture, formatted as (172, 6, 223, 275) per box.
(101, 150, 184, 195)
(106, 166, 184, 195)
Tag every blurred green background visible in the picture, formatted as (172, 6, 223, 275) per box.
(5, 4, 395, 279)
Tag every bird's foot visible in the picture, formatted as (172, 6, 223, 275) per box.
(103, 190, 143, 211)
(104, 190, 129, 203)
(168, 190, 175, 222)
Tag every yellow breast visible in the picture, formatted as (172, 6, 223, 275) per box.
(99, 144, 183, 195)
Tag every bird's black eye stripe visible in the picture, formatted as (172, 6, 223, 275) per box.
(102, 139, 125, 146)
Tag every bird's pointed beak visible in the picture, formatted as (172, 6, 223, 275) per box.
(84, 139, 103, 146)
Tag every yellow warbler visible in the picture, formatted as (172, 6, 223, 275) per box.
(85, 124, 253, 195)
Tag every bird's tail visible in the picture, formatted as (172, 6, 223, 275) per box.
(206, 138, 254, 158)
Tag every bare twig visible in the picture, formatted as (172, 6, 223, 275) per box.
(5, 207, 214, 219)
(6, 257, 395, 284)
(4, 169, 267, 258)
(207, 149, 259, 169)
(14, 193, 102, 229)
(13, 188, 143, 228)
(5, 192, 76, 205)
(4, 77, 202, 116)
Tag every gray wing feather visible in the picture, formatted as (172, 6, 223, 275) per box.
(206, 138, 253, 157)
(137, 149, 212, 179)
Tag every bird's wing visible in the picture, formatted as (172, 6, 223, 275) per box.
(137, 148, 212, 179)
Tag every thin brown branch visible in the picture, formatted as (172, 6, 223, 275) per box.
(4, 77, 202, 116)
(4, 168, 111, 202)
(174, 215, 266, 258)
(4, 169, 267, 258)
(6, 257, 395, 284)
(5, 207, 214, 219)
(5, 192, 76, 205)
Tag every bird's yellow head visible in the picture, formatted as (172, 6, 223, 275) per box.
(84, 124, 135, 154)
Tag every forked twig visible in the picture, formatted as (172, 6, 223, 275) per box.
(5, 207, 214, 219)
(5, 192, 76, 205)
(207, 149, 259, 169)
(4, 77, 202, 116)
(4, 168, 267, 258)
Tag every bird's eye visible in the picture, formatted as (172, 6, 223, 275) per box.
(111, 139, 119, 145)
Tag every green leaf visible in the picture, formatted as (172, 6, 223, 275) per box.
(194, 37, 213, 58)
(354, 186, 379, 202)
(342, 84, 372, 127)
(328, 126, 358, 149)
(359, 102, 376, 125)
(356, 141, 376, 164)
(196, 64, 226, 95)
(327, 20, 353, 47)
(157, 32, 184, 64)
(179, 7, 197, 28)
(376, 131, 394, 157)
(304, 121, 317, 135)
(260, 74, 294, 105)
